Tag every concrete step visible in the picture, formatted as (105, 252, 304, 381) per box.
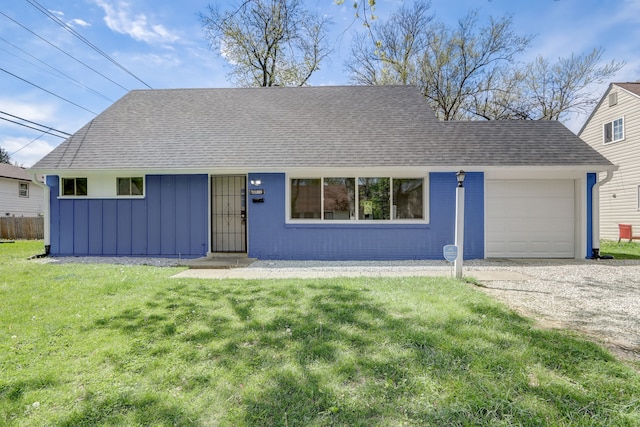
(179, 254, 256, 269)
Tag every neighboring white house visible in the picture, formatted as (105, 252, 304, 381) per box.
(0, 163, 44, 217)
(579, 82, 640, 240)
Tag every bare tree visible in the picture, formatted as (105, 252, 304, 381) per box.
(0, 146, 11, 164)
(516, 48, 625, 121)
(346, 1, 433, 86)
(346, 4, 625, 124)
(418, 11, 533, 120)
(346, 6, 533, 120)
(200, 0, 332, 87)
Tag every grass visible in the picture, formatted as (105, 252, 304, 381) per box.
(601, 239, 640, 259)
(1, 241, 639, 426)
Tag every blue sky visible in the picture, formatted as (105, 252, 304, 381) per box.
(1, 0, 639, 167)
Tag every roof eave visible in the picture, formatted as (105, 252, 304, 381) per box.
(29, 163, 618, 177)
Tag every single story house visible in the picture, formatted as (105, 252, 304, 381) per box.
(30, 85, 615, 260)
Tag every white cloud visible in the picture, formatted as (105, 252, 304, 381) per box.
(1, 136, 58, 168)
(0, 99, 72, 166)
(71, 19, 91, 28)
(0, 99, 57, 124)
(47, 8, 91, 28)
(94, 0, 180, 45)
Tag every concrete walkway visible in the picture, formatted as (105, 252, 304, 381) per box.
(172, 266, 531, 281)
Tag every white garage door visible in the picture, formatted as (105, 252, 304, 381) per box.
(486, 180, 575, 258)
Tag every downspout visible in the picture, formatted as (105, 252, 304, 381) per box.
(30, 173, 50, 256)
(591, 169, 615, 259)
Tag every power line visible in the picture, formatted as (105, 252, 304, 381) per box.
(0, 11, 130, 92)
(0, 110, 71, 138)
(0, 116, 68, 139)
(0, 66, 98, 115)
(8, 132, 46, 157)
(25, 0, 152, 89)
(0, 36, 114, 102)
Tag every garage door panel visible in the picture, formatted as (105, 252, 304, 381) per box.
(491, 180, 573, 197)
(486, 180, 575, 258)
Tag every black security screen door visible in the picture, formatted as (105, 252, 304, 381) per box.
(211, 175, 246, 252)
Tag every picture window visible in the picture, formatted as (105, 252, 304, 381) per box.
(290, 177, 425, 221)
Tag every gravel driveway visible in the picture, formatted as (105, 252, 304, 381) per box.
(465, 258, 640, 363)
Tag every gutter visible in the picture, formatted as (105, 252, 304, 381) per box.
(29, 173, 50, 257)
(591, 169, 615, 259)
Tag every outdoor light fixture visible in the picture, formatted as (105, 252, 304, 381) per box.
(456, 170, 466, 187)
(250, 179, 262, 186)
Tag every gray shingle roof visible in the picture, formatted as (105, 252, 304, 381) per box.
(31, 85, 612, 171)
(0, 163, 41, 181)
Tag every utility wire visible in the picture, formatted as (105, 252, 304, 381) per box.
(0, 36, 114, 102)
(0, 11, 130, 92)
(9, 132, 46, 157)
(0, 116, 69, 139)
(25, 0, 152, 89)
(0, 67, 98, 115)
(0, 110, 71, 137)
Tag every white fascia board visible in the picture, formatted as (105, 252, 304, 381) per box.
(30, 164, 619, 178)
(482, 165, 619, 180)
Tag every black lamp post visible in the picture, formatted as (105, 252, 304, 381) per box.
(455, 170, 465, 278)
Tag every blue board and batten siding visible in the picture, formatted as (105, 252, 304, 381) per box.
(247, 172, 485, 260)
(47, 174, 209, 258)
(47, 171, 485, 260)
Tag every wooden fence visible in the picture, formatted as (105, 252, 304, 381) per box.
(0, 217, 44, 240)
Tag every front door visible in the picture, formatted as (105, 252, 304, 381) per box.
(211, 175, 246, 252)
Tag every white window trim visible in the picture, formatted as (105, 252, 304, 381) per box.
(59, 177, 88, 198)
(58, 174, 147, 199)
(603, 117, 625, 144)
(18, 182, 29, 198)
(116, 176, 145, 198)
(286, 175, 430, 224)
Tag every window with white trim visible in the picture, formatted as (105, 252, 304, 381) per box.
(117, 177, 144, 196)
(19, 182, 29, 198)
(290, 177, 425, 221)
(61, 177, 87, 196)
(604, 117, 624, 143)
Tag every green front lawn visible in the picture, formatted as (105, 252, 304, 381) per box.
(601, 239, 640, 259)
(1, 241, 639, 426)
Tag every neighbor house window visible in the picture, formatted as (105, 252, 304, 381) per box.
(290, 177, 425, 221)
(117, 177, 144, 196)
(604, 118, 624, 143)
(62, 178, 87, 196)
(18, 182, 29, 198)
